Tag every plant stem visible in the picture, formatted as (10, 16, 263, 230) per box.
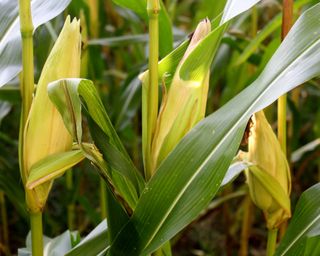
(278, 0, 293, 239)
(30, 212, 43, 256)
(19, 0, 34, 126)
(19, 1, 43, 255)
(239, 194, 253, 256)
(266, 229, 278, 256)
(66, 170, 75, 230)
(146, 1, 167, 255)
(100, 179, 107, 219)
(144, 0, 160, 180)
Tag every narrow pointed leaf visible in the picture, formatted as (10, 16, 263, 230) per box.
(109, 4, 320, 254)
(275, 183, 320, 256)
(0, 0, 71, 87)
(26, 150, 84, 189)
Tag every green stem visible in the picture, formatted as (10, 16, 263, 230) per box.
(19, 0, 34, 126)
(30, 212, 43, 256)
(100, 179, 107, 219)
(144, 0, 160, 180)
(19, 1, 43, 255)
(278, 95, 287, 155)
(66, 170, 75, 230)
(266, 229, 278, 256)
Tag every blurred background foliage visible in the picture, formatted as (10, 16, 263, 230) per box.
(0, 0, 319, 255)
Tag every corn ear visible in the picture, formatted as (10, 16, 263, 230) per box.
(150, 19, 211, 171)
(246, 111, 291, 229)
(23, 16, 81, 212)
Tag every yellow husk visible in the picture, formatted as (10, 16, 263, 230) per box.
(247, 110, 291, 229)
(150, 19, 211, 172)
(23, 16, 81, 212)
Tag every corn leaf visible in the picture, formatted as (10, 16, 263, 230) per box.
(221, 0, 261, 24)
(275, 183, 320, 256)
(66, 220, 109, 256)
(234, 0, 310, 66)
(105, 184, 130, 243)
(303, 236, 320, 256)
(48, 78, 145, 209)
(0, 0, 71, 87)
(221, 161, 248, 187)
(26, 150, 85, 189)
(108, 4, 320, 254)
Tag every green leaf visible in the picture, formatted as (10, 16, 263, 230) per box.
(303, 235, 320, 256)
(111, 0, 172, 57)
(48, 79, 145, 209)
(26, 150, 84, 189)
(86, 117, 142, 209)
(105, 184, 130, 243)
(275, 183, 320, 256)
(89, 34, 149, 47)
(88, 32, 185, 47)
(234, 0, 310, 66)
(234, 13, 282, 66)
(0, 0, 71, 87)
(221, 161, 248, 187)
(221, 0, 261, 24)
(109, 3, 320, 254)
(66, 220, 109, 256)
(291, 138, 320, 163)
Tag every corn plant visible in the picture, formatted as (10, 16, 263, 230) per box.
(0, 0, 320, 255)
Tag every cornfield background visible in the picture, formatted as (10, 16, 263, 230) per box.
(0, 0, 320, 255)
